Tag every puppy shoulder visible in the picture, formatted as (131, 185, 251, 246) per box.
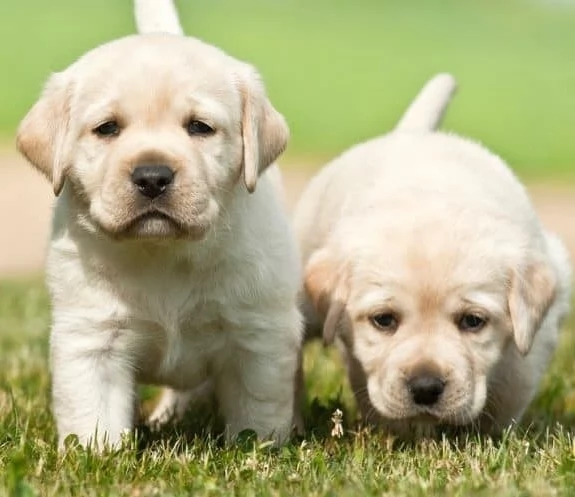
(230, 177, 302, 289)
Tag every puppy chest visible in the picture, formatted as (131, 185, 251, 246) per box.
(134, 309, 231, 388)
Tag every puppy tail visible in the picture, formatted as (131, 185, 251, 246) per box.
(395, 73, 457, 132)
(134, 0, 184, 35)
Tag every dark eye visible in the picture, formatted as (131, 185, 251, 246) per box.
(370, 313, 399, 332)
(186, 120, 215, 136)
(458, 313, 487, 332)
(93, 121, 120, 137)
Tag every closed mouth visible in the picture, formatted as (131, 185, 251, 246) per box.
(98, 209, 187, 239)
(94, 203, 213, 241)
(411, 412, 439, 421)
(414, 406, 476, 426)
(130, 210, 178, 225)
(125, 210, 182, 229)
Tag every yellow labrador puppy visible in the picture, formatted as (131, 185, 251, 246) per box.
(294, 74, 571, 436)
(17, 0, 302, 449)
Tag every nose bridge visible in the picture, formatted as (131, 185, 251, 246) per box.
(408, 359, 442, 380)
(399, 321, 451, 377)
(121, 126, 186, 170)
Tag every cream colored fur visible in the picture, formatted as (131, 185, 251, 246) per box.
(294, 74, 572, 436)
(16, 1, 302, 450)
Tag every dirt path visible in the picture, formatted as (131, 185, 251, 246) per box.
(1, 150, 573, 278)
(0, 151, 53, 278)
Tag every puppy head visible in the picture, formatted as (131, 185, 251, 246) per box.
(17, 34, 288, 240)
(305, 212, 558, 428)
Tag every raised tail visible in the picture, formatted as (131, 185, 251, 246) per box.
(395, 73, 457, 132)
(134, 0, 184, 35)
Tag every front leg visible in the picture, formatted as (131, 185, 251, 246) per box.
(214, 315, 302, 445)
(51, 320, 136, 450)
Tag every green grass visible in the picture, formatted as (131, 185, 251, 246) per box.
(2, 279, 575, 496)
(1, 0, 574, 179)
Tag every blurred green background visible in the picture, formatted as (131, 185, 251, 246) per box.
(1, 0, 573, 178)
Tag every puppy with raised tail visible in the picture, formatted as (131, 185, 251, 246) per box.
(17, 0, 302, 449)
(294, 74, 571, 436)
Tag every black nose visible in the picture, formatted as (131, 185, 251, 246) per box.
(131, 165, 174, 199)
(408, 374, 445, 406)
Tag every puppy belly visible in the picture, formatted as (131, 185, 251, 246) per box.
(138, 358, 210, 391)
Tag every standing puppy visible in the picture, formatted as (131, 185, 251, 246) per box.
(294, 74, 571, 436)
(17, 0, 302, 449)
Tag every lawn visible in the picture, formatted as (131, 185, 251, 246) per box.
(1, 279, 575, 496)
(0, 0, 574, 179)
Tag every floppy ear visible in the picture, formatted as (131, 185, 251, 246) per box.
(304, 249, 349, 345)
(239, 67, 289, 193)
(16, 73, 73, 196)
(508, 259, 557, 355)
